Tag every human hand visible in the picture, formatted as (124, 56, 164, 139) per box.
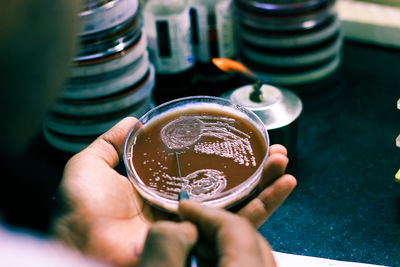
(139, 200, 277, 267)
(51, 117, 172, 266)
(51, 117, 295, 266)
(236, 143, 297, 228)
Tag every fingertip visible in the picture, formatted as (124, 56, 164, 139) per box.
(179, 199, 202, 209)
(283, 174, 297, 189)
(272, 174, 297, 198)
(262, 153, 289, 175)
(81, 116, 139, 166)
(239, 174, 297, 228)
(178, 199, 192, 212)
(179, 221, 198, 243)
(269, 144, 287, 157)
(120, 116, 138, 124)
(107, 116, 138, 141)
(178, 200, 200, 220)
(149, 221, 197, 245)
(270, 152, 289, 166)
(141, 221, 198, 266)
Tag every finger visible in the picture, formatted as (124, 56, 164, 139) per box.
(238, 174, 297, 228)
(178, 201, 261, 261)
(81, 117, 138, 168)
(258, 153, 289, 190)
(58, 117, 139, 218)
(256, 233, 277, 267)
(178, 200, 238, 242)
(269, 144, 287, 157)
(139, 221, 198, 267)
(195, 241, 218, 262)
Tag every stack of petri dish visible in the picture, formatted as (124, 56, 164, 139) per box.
(44, 0, 155, 153)
(234, 0, 342, 88)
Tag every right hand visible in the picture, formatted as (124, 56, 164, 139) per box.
(139, 200, 277, 267)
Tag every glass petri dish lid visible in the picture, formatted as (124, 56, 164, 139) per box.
(123, 96, 269, 213)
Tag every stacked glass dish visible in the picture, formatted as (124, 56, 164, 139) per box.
(234, 0, 342, 88)
(44, 0, 155, 153)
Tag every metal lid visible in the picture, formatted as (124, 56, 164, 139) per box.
(222, 84, 303, 130)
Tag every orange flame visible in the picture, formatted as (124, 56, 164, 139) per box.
(212, 58, 257, 79)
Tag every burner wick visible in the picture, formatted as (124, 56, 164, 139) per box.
(250, 80, 263, 103)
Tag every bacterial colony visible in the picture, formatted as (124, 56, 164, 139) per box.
(130, 108, 265, 201)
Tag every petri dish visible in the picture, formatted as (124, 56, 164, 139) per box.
(55, 65, 155, 116)
(235, 0, 336, 31)
(235, 0, 334, 15)
(123, 96, 269, 213)
(79, 0, 139, 35)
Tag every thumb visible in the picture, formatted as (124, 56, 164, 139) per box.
(139, 221, 198, 267)
(79, 116, 138, 168)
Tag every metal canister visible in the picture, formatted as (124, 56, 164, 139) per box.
(222, 83, 302, 159)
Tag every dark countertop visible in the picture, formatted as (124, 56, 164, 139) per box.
(259, 41, 400, 267)
(1, 41, 399, 266)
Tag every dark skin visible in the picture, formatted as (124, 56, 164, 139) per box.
(1, 1, 297, 266)
(51, 117, 296, 266)
(140, 200, 278, 267)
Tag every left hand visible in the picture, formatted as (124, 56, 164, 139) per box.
(50, 117, 296, 267)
